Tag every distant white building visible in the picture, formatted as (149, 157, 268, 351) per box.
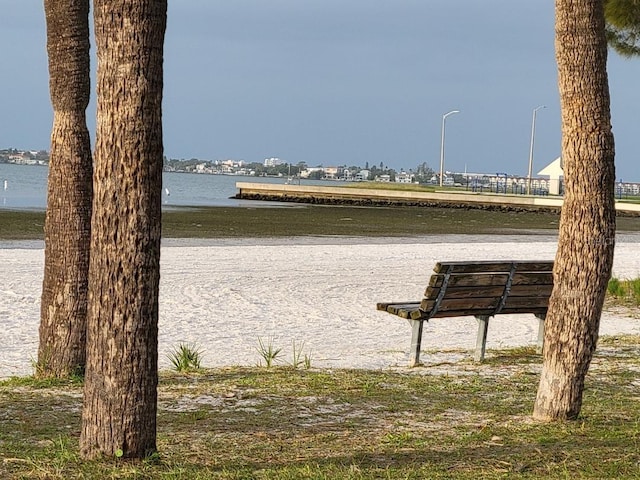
(264, 157, 282, 167)
(395, 171, 414, 184)
(300, 167, 323, 178)
(355, 170, 370, 181)
(323, 166, 343, 179)
(538, 157, 563, 195)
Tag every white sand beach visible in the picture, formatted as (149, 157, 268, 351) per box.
(1, 234, 640, 379)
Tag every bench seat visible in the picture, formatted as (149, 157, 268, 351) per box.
(377, 260, 554, 366)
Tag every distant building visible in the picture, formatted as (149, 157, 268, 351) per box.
(264, 157, 282, 167)
(323, 166, 343, 179)
(537, 157, 563, 195)
(355, 170, 370, 181)
(300, 167, 323, 178)
(395, 171, 414, 184)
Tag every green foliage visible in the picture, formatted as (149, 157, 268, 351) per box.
(607, 277, 640, 304)
(256, 337, 282, 367)
(608, 276, 624, 296)
(167, 342, 203, 372)
(605, 0, 640, 57)
(290, 340, 312, 369)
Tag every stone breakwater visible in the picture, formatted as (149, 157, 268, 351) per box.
(234, 182, 640, 216)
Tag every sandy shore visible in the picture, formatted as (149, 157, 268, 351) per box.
(2, 234, 639, 378)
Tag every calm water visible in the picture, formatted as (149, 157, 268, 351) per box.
(0, 163, 328, 209)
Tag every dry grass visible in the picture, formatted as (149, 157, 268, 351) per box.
(1, 337, 640, 478)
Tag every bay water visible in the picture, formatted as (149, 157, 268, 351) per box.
(0, 163, 327, 210)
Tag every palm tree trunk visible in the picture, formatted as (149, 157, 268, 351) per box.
(533, 0, 616, 421)
(38, 0, 92, 378)
(80, 0, 167, 459)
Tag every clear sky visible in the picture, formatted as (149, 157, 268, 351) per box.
(1, 1, 638, 180)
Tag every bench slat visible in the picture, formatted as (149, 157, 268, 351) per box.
(428, 272, 553, 289)
(377, 300, 548, 321)
(433, 261, 554, 274)
(376, 302, 425, 320)
(425, 284, 553, 300)
(421, 295, 550, 315)
(427, 306, 548, 318)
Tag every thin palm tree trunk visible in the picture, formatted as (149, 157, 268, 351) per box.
(38, 0, 92, 378)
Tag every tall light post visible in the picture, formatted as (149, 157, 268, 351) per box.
(439, 110, 460, 187)
(526, 105, 546, 195)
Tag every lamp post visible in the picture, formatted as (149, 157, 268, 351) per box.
(526, 105, 546, 195)
(439, 110, 460, 187)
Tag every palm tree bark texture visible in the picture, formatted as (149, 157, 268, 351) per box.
(80, 0, 167, 459)
(534, 0, 616, 421)
(38, 0, 93, 378)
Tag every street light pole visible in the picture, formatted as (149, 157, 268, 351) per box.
(439, 110, 460, 187)
(526, 105, 546, 195)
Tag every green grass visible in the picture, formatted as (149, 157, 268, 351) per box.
(2, 337, 640, 478)
(608, 277, 640, 305)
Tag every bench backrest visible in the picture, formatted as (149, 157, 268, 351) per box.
(420, 260, 554, 318)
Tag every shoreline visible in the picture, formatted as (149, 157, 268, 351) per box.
(5, 230, 640, 249)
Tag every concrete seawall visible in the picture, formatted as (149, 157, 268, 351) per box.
(235, 182, 640, 215)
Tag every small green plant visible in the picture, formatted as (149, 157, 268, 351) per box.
(290, 340, 312, 369)
(303, 353, 313, 369)
(256, 337, 282, 367)
(168, 342, 203, 372)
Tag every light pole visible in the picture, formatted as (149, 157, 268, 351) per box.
(526, 105, 546, 195)
(439, 110, 460, 187)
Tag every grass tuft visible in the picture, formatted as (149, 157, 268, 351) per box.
(256, 336, 282, 367)
(167, 342, 203, 372)
(289, 339, 312, 369)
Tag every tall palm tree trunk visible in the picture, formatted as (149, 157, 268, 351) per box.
(80, 0, 167, 459)
(533, 0, 616, 421)
(38, 0, 92, 378)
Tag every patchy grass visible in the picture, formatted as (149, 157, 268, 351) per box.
(608, 277, 640, 306)
(2, 337, 640, 478)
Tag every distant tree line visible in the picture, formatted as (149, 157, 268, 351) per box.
(163, 157, 436, 182)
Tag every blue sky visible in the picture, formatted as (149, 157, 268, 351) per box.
(1, 1, 638, 180)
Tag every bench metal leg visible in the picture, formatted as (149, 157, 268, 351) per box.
(535, 314, 546, 354)
(474, 315, 490, 362)
(408, 320, 424, 367)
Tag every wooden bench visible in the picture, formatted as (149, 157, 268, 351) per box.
(377, 260, 554, 366)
